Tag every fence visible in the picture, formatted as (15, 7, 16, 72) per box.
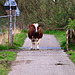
(0, 14, 21, 49)
(0, 16, 9, 46)
(66, 29, 75, 51)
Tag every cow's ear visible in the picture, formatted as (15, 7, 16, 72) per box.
(39, 25, 42, 27)
(29, 25, 35, 28)
(29, 25, 34, 28)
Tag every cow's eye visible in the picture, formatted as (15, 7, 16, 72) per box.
(32, 26, 35, 29)
(37, 27, 39, 29)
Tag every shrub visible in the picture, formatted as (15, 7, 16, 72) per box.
(64, 18, 75, 30)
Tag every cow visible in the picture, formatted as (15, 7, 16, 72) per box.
(28, 23, 43, 50)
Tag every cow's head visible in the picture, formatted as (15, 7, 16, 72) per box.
(29, 23, 42, 33)
(33, 23, 41, 33)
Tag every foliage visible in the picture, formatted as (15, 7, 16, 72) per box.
(69, 44, 75, 50)
(0, 45, 8, 50)
(0, 0, 75, 30)
(0, 51, 17, 75)
(64, 18, 75, 30)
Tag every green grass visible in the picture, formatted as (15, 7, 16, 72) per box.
(0, 30, 27, 50)
(67, 51, 75, 63)
(10, 30, 27, 49)
(69, 44, 75, 51)
(0, 30, 27, 75)
(0, 51, 17, 75)
(0, 45, 8, 50)
(21, 30, 28, 33)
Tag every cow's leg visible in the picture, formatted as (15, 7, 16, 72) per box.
(31, 39, 35, 50)
(36, 39, 40, 50)
(31, 40, 33, 50)
(32, 41, 35, 50)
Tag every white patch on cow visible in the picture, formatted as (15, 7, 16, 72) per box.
(37, 39, 40, 49)
(33, 23, 39, 32)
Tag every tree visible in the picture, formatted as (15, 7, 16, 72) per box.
(0, 0, 75, 30)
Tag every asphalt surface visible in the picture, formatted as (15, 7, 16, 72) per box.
(8, 34, 75, 75)
(22, 34, 60, 48)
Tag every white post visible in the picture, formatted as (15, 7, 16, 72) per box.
(9, 0, 12, 46)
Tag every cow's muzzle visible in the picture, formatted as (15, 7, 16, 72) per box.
(35, 32, 38, 35)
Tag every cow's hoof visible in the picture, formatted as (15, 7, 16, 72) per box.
(30, 48, 35, 50)
(37, 49, 39, 50)
(30, 48, 33, 50)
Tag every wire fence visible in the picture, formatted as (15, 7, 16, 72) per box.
(0, 16, 9, 45)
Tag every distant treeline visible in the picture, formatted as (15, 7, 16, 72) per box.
(0, 0, 75, 30)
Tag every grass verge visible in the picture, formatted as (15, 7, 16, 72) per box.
(0, 30, 27, 74)
(9, 30, 27, 49)
(0, 30, 27, 50)
(67, 51, 75, 63)
(0, 51, 17, 75)
(69, 44, 75, 51)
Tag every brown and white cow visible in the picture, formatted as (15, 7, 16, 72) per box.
(28, 23, 43, 50)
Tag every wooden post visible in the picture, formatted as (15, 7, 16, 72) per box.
(12, 33, 14, 47)
(70, 29, 72, 44)
(8, 14, 10, 49)
(8, 29, 10, 49)
(66, 29, 69, 51)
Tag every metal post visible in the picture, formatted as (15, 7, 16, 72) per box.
(10, 0, 12, 46)
(14, 12, 16, 34)
(0, 15, 9, 18)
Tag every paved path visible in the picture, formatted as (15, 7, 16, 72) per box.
(8, 34, 75, 75)
(23, 34, 60, 48)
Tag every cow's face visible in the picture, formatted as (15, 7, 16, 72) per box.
(29, 23, 41, 33)
(33, 23, 41, 33)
